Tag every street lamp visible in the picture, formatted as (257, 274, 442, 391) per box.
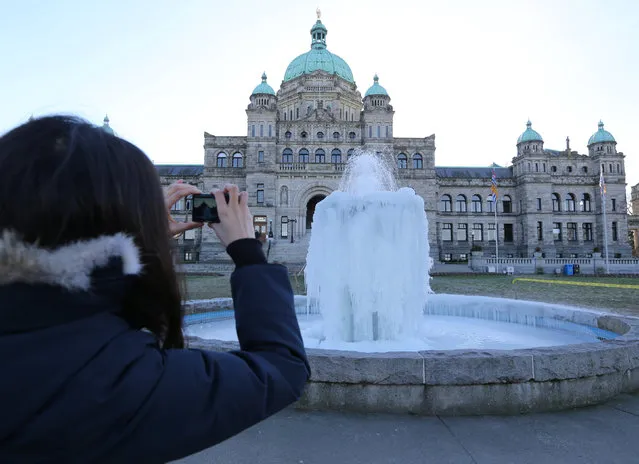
(268, 220, 274, 238)
(289, 218, 297, 243)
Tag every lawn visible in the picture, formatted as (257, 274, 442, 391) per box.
(184, 273, 639, 316)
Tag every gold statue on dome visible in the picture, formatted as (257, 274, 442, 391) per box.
(316, 8, 321, 19)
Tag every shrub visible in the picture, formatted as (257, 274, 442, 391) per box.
(536, 266, 544, 274)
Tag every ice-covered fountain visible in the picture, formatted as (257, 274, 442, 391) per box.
(184, 152, 639, 415)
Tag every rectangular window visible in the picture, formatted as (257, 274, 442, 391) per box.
(280, 216, 289, 238)
(377, 126, 380, 138)
(537, 221, 543, 241)
(504, 223, 513, 242)
(459, 253, 468, 261)
(612, 221, 618, 241)
(487, 223, 496, 241)
(472, 223, 483, 241)
(258, 150, 264, 162)
(368, 126, 372, 138)
(567, 222, 577, 241)
(251, 125, 255, 137)
(553, 222, 562, 241)
(260, 124, 263, 137)
(611, 198, 617, 211)
(536, 198, 542, 211)
(442, 223, 453, 241)
(257, 183, 264, 204)
(184, 252, 195, 262)
(268, 125, 272, 137)
(443, 253, 452, 262)
(583, 223, 593, 241)
(386, 126, 389, 138)
(457, 223, 468, 241)
(487, 199, 495, 213)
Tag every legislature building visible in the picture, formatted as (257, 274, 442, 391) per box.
(142, 13, 633, 264)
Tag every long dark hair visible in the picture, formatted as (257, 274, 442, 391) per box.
(0, 115, 185, 348)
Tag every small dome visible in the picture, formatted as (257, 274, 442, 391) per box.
(101, 115, 114, 135)
(364, 74, 389, 97)
(251, 72, 275, 96)
(283, 16, 355, 83)
(587, 120, 616, 146)
(517, 120, 543, 144)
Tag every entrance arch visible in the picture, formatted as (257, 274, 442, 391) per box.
(306, 195, 326, 229)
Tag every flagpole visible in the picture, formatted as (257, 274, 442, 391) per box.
(601, 171, 610, 274)
(494, 202, 499, 273)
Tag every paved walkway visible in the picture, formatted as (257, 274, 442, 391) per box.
(174, 393, 639, 464)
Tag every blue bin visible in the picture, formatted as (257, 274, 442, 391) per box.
(564, 264, 574, 276)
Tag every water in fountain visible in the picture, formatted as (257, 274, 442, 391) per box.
(304, 152, 431, 344)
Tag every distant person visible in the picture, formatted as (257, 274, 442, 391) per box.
(0, 116, 310, 463)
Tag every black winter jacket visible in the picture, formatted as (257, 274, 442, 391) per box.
(0, 232, 310, 463)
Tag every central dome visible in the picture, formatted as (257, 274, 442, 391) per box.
(283, 17, 354, 84)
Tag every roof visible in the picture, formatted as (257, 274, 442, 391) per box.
(435, 167, 513, 179)
(587, 121, 616, 145)
(364, 74, 388, 97)
(517, 120, 543, 144)
(251, 72, 276, 96)
(155, 165, 204, 177)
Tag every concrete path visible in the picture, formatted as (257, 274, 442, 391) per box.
(173, 393, 639, 464)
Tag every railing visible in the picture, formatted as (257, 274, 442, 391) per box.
(279, 163, 346, 172)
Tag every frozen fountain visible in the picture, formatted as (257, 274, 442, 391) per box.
(184, 151, 639, 416)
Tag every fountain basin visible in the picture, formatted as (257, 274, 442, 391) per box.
(184, 295, 639, 416)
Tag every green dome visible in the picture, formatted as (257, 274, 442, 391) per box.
(251, 72, 275, 96)
(587, 121, 616, 146)
(517, 120, 543, 144)
(283, 17, 354, 83)
(101, 115, 114, 135)
(364, 74, 388, 97)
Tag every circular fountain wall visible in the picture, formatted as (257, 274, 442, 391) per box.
(184, 295, 639, 416)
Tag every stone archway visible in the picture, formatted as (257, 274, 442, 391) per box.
(306, 195, 326, 229)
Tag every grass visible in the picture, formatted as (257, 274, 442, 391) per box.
(184, 273, 639, 317)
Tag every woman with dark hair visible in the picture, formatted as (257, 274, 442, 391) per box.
(0, 115, 310, 463)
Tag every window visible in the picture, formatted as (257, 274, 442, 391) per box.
(535, 162, 539, 172)
(552, 193, 561, 212)
(583, 223, 593, 241)
(551, 166, 557, 173)
(301, 131, 308, 139)
(315, 149, 325, 163)
(457, 223, 468, 241)
(347, 148, 354, 160)
(543, 163, 546, 172)
(258, 150, 264, 162)
(397, 154, 408, 169)
(317, 131, 324, 139)
(553, 223, 562, 241)
(386, 126, 390, 138)
(459, 253, 468, 261)
(567, 166, 573, 173)
(537, 221, 543, 241)
(502, 195, 512, 213)
(440, 195, 452, 212)
(268, 125, 272, 137)
(412, 153, 423, 169)
(565, 193, 576, 212)
(349, 131, 356, 139)
(504, 224, 513, 242)
(331, 148, 342, 164)
(184, 229, 196, 240)
(611, 198, 617, 211)
(368, 126, 372, 138)
(567, 222, 577, 241)
(472, 223, 483, 241)
(442, 223, 453, 241)
(296, 108, 299, 119)
(456, 195, 467, 213)
(256, 184, 264, 204)
(280, 216, 289, 238)
(333, 131, 340, 139)
(184, 252, 195, 262)
(216, 152, 227, 168)
(285, 131, 292, 139)
(617, 163, 621, 174)
(299, 148, 309, 163)
(471, 195, 482, 213)
(260, 125, 263, 137)
(281, 148, 293, 163)
(171, 198, 184, 211)
(487, 224, 496, 241)
(232, 152, 243, 168)
(251, 125, 255, 137)
(612, 222, 618, 241)
(377, 126, 381, 138)
(582, 166, 588, 174)
(581, 193, 591, 212)
(487, 197, 495, 213)
(536, 198, 542, 211)
(443, 253, 452, 262)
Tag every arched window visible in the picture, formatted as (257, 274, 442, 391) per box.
(347, 148, 354, 159)
(440, 194, 452, 212)
(216, 152, 227, 168)
(315, 148, 325, 163)
(581, 193, 591, 212)
(397, 153, 408, 169)
(567, 166, 573, 173)
(412, 153, 423, 169)
(281, 148, 293, 163)
(582, 166, 588, 173)
(535, 162, 539, 172)
(301, 131, 308, 139)
(333, 131, 340, 139)
(486, 196, 495, 212)
(471, 194, 482, 213)
(456, 194, 467, 213)
(317, 131, 324, 139)
(349, 131, 356, 139)
(331, 148, 342, 164)
(502, 195, 512, 213)
(551, 166, 557, 173)
(232, 152, 243, 168)
(552, 193, 561, 212)
(298, 148, 309, 164)
(565, 193, 576, 212)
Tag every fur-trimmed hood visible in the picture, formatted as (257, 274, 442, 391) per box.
(0, 230, 143, 291)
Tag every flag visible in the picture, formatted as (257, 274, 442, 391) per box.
(599, 169, 606, 197)
(489, 168, 498, 201)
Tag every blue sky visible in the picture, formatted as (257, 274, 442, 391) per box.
(1, 0, 637, 200)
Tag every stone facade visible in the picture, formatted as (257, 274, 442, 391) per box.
(153, 15, 632, 264)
